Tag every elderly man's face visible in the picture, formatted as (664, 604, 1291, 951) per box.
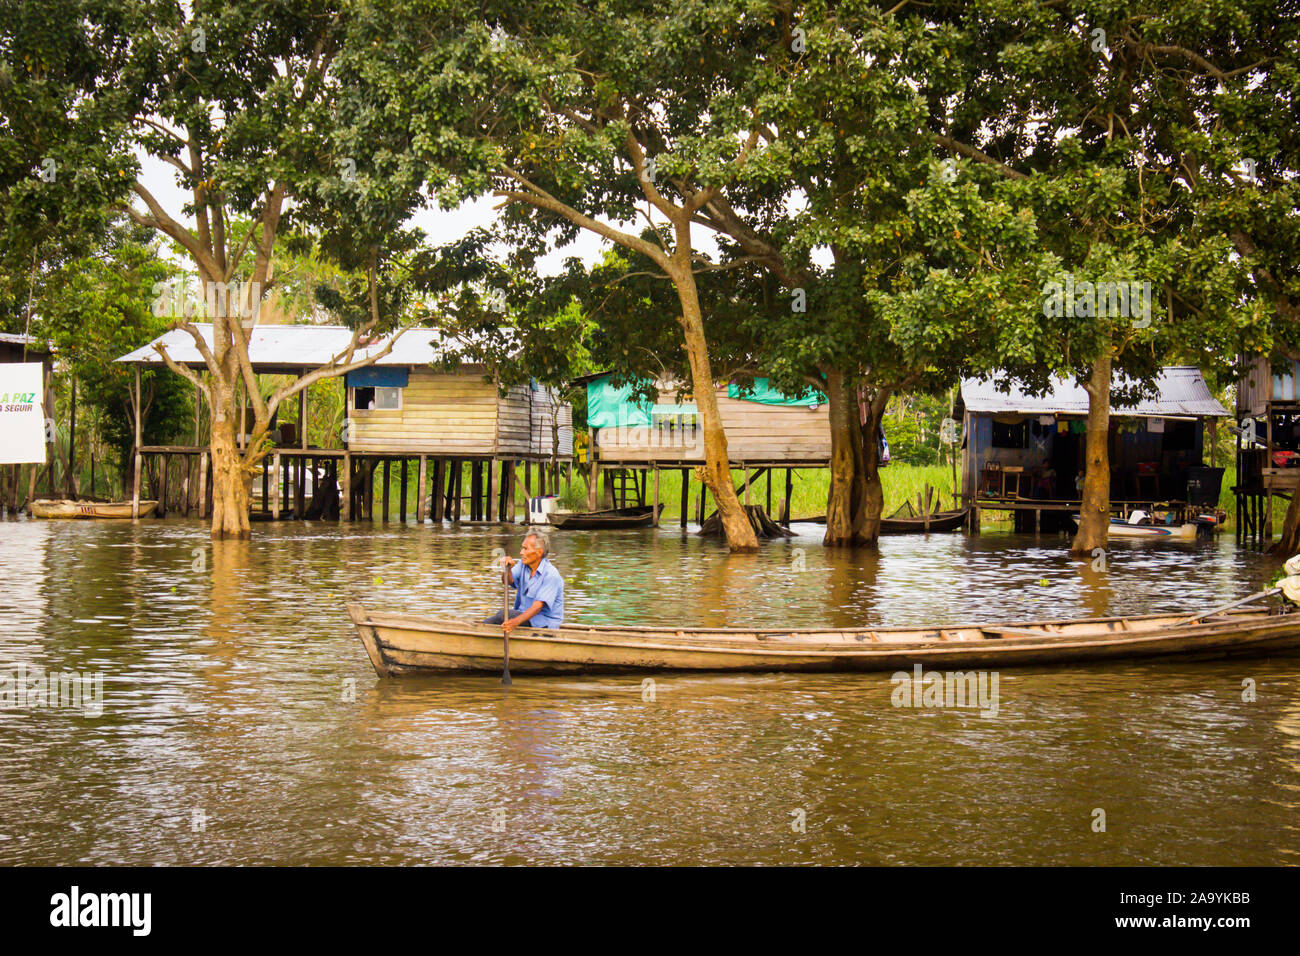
(520, 537, 544, 564)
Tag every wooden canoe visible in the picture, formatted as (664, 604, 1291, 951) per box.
(880, 508, 969, 534)
(348, 602, 1300, 677)
(31, 499, 159, 519)
(547, 504, 664, 529)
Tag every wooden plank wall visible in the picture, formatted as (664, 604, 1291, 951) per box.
(347, 370, 574, 456)
(1239, 356, 1270, 418)
(595, 384, 830, 462)
(497, 383, 574, 458)
(348, 369, 499, 454)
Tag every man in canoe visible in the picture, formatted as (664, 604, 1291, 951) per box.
(484, 532, 565, 632)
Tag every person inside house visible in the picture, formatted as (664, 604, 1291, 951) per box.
(484, 532, 565, 632)
(1032, 462, 1056, 498)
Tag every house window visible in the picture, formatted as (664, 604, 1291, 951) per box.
(991, 420, 1029, 448)
(353, 386, 401, 411)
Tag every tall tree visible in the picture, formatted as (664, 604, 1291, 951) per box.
(357, 0, 792, 549)
(37, 222, 193, 489)
(1, 1, 427, 537)
(949, 0, 1276, 554)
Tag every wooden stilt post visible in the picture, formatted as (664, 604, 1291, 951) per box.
(198, 451, 209, 519)
(452, 461, 463, 522)
(505, 461, 517, 523)
(468, 462, 479, 521)
(364, 458, 375, 519)
(364, 459, 374, 520)
(444, 460, 455, 520)
(766, 469, 772, 516)
(680, 468, 689, 528)
(652, 467, 660, 526)
(25, 461, 38, 515)
(416, 455, 428, 523)
(432, 458, 446, 522)
(586, 456, 598, 512)
(487, 458, 497, 522)
(743, 464, 751, 508)
(132, 366, 142, 519)
(400, 458, 409, 522)
(382, 459, 391, 522)
(783, 468, 793, 525)
(341, 451, 352, 520)
(282, 455, 291, 515)
(65, 373, 77, 498)
(157, 454, 169, 518)
(271, 451, 281, 519)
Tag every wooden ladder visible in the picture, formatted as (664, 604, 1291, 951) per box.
(611, 469, 643, 508)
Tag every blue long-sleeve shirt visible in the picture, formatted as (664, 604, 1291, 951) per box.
(509, 557, 565, 628)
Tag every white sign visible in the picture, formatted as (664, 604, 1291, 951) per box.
(0, 363, 47, 464)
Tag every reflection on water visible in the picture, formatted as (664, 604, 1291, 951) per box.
(0, 517, 1297, 864)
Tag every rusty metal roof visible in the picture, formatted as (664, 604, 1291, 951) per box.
(960, 366, 1228, 418)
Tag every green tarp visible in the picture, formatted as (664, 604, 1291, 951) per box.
(586, 375, 653, 429)
(727, 377, 825, 406)
(589, 374, 817, 428)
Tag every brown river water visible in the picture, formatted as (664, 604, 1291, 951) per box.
(1, 517, 1297, 865)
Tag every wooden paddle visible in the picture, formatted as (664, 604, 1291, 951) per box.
(1180, 587, 1281, 625)
(501, 561, 513, 686)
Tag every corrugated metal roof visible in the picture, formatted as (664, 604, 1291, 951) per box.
(0, 332, 52, 356)
(961, 367, 1228, 417)
(114, 324, 471, 369)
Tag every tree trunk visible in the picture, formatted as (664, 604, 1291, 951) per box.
(825, 370, 859, 544)
(1269, 492, 1300, 554)
(673, 272, 757, 552)
(824, 370, 887, 547)
(209, 386, 252, 539)
(1070, 351, 1112, 556)
(857, 391, 888, 545)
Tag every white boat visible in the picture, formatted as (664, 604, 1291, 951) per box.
(1070, 512, 1198, 539)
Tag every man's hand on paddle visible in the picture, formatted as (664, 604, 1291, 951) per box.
(503, 600, 545, 634)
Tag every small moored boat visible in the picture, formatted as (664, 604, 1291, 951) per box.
(881, 505, 970, 534)
(1070, 513, 1199, 539)
(31, 499, 159, 519)
(547, 504, 663, 529)
(348, 602, 1300, 677)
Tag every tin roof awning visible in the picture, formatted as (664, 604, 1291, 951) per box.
(959, 367, 1228, 418)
